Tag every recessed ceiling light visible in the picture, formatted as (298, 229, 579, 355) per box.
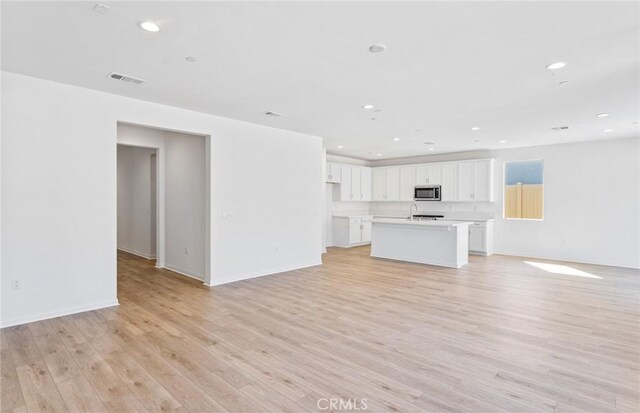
(558, 81, 570, 86)
(139, 21, 160, 32)
(499, 139, 508, 143)
(423, 141, 435, 145)
(545, 62, 566, 70)
(392, 138, 400, 141)
(471, 127, 480, 131)
(369, 44, 386, 53)
(603, 129, 613, 133)
(185, 56, 197, 63)
(362, 104, 374, 110)
(595, 113, 610, 118)
(376, 153, 383, 156)
(428, 148, 435, 151)
(337, 145, 343, 149)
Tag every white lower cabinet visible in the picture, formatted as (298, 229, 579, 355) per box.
(467, 220, 494, 256)
(332, 216, 373, 247)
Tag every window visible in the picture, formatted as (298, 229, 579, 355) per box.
(504, 160, 544, 220)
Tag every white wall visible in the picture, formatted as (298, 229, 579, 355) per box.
(1, 72, 323, 327)
(117, 145, 156, 258)
(367, 137, 640, 268)
(164, 131, 206, 279)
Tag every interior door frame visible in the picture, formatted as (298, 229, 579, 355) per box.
(116, 121, 212, 285)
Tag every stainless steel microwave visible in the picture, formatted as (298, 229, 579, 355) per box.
(414, 185, 441, 201)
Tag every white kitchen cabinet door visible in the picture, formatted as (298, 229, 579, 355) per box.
(340, 166, 353, 201)
(399, 166, 417, 201)
(361, 167, 372, 201)
(473, 160, 493, 202)
(351, 167, 362, 201)
(372, 168, 386, 201)
(326, 163, 341, 183)
(469, 227, 485, 252)
(386, 167, 401, 201)
(416, 165, 428, 184)
(361, 219, 372, 242)
(349, 218, 362, 243)
(457, 162, 474, 201)
(441, 163, 458, 201)
(416, 164, 442, 185)
(427, 164, 442, 184)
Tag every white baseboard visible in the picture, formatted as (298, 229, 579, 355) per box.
(117, 246, 156, 260)
(163, 264, 204, 282)
(495, 250, 640, 270)
(1, 299, 119, 328)
(206, 260, 323, 287)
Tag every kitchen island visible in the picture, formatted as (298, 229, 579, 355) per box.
(370, 218, 472, 268)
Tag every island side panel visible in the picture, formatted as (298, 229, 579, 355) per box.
(371, 223, 462, 268)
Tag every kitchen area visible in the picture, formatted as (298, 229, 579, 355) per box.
(326, 158, 495, 268)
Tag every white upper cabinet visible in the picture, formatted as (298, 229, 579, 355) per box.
(340, 166, 353, 200)
(361, 168, 372, 201)
(326, 162, 341, 183)
(372, 167, 401, 201)
(336, 159, 493, 203)
(441, 163, 458, 201)
(372, 168, 386, 201)
(336, 165, 372, 201)
(456, 160, 494, 202)
(400, 166, 417, 201)
(472, 160, 493, 201)
(352, 167, 362, 200)
(416, 164, 442, 185)
(457, 162, 475, 201)
(386, 167, 401, 201)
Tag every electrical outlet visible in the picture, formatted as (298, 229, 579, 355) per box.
(11, 279, 21, 290)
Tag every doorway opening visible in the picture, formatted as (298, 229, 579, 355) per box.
(116, 122, 211, 284)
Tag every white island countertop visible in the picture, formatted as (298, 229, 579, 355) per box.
(373, 218, 473, 228)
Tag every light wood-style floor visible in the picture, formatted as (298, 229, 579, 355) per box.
(2, 247, 639, 413)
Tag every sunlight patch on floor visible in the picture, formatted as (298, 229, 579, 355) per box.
(524, 261, 602, 279)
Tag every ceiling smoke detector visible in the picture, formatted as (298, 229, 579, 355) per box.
(551, 126, 569, 131)
(265, 111, 283, 117)
(108, 72, 146, 85)
(92, 3, 110, 14)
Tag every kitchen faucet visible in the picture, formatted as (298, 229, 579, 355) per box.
(409, 203, 418, 222)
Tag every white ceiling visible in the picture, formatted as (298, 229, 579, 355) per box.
(2, 1, 639, 160)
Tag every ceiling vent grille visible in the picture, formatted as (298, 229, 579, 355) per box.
(551, 126, 569, 131)
(265, 111, 283, 117)
(109, 72, 146, 85)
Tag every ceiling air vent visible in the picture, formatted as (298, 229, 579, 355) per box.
(551, 126, 569, 131)
(109, 72, 146, 85)
(265, 111, 283, 117)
